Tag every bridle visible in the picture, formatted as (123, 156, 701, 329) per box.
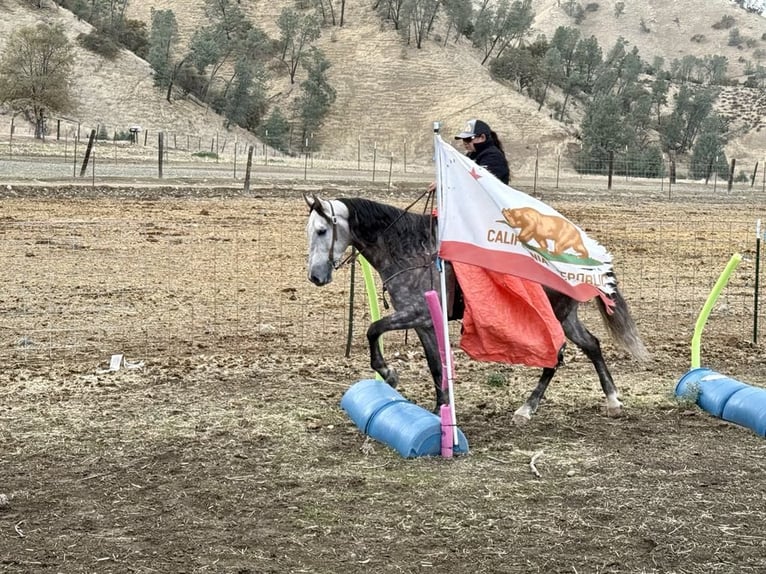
(311, 199, 354, 271)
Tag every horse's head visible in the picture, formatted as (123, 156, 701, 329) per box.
(305, 194, 352, 286)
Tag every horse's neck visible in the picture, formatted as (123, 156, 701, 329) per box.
(352, 235, 436, 281)
(352, 240, 388, 276)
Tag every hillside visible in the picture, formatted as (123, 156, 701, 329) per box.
(1, 0, 765, 166)
(0, 1, 262, 157)
(126, 0, 766, 163)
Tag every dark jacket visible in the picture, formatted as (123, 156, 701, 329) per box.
(468, 139, 509, 184)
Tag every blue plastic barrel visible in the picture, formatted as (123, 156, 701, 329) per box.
(675, 368, 750, 417)
(721, 387, 766, 437)
(675, 368, 766, 436)
(341, 379, 469, 458)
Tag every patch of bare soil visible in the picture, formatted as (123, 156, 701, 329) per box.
(1, 183, 765, 573)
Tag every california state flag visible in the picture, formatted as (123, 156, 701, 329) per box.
(436, 136, 615, 307)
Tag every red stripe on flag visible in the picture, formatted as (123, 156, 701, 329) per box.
(439, 240, 612, 307)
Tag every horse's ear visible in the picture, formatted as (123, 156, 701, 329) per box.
(303, 193, 316, 211)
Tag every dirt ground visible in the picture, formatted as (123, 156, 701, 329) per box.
(1, 181, 766, 574)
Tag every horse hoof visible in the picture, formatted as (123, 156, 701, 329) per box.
(512, 404, 533, 426)
(605, 395, 623, 418)
(606, 405, 623, 418)
(512, 413, 531, 426)
(385, 371, 399, 388)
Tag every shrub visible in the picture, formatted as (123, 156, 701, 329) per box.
(728, 28, 743, 47)
(192, 151, 219, 160)
(691, 34, 706, 43)
(585, 2, 599, 11)
(712, 15, 735, 30)
(485, 372, 507, 388)
(114, 130, 134, 141)
(77, 31, 120, 59)
(614, 1, 624, 16)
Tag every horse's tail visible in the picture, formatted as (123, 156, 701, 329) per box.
(595, 287, 649, 361)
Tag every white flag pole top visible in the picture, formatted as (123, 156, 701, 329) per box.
(433, 123, 459, 446)
(435, 135, 616, 307)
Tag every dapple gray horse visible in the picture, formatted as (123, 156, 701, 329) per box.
(305, 195, 648, 424)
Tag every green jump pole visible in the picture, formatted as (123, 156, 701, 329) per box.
(691, 253, 742, 369)
(359, 255, 383, 380)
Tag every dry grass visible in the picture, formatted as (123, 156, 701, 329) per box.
(1, 184, 766, 573)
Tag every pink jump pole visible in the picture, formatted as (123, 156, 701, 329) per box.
(425, 288, 457, 458)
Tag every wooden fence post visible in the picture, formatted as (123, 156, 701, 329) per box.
(607, 150, 614, 190)
(727, 158, 736, 192)
(158, 132, 164, 179)
(79, 129, 96, 177)
(244, 145, 254, 192)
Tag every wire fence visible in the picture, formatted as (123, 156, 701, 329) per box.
(4, 125, 766, 196)
(0, 193, 763, 371)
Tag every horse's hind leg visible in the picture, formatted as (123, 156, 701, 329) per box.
(562, 313, 622, 417)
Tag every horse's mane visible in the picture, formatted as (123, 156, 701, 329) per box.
(337, 197, 435, 257)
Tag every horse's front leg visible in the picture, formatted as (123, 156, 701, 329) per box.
(366, 307, 430, 389)
(513, 345, 565, 425)
(414, 325, 447, 410)
(513, 367, 557, 425)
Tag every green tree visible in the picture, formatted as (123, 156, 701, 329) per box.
(580, 93, 627, 165)
(259, 107, 291, 154)
(147, 9, 179, 89)
(650, 75, 669, 125)
(278, 8, 321, 84)
(294, 47, 336, 148)
(374, 0, 407, 30)
(0, 23, 75, 139)
(217, 27, 270, 129)
(204, 0, 250, 40)
(441, 0, 472, 44)
(703, 55, 728, 84)
(400, 0, 440, 49)
(661, 85, 718, 154)
(690, 114, 729, 180)
(472, 0, 535, 65)
(572, 35, 602, 90)
(550, 26, 580, 77)
(489, 46, 539, 95)
(537, 46, 563, 111)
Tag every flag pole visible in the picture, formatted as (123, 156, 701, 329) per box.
(433, 123, 459, 446)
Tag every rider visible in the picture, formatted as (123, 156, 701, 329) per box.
(428, 118, 509, 198)
(438, 118, 510, 320)
(454, 119, 510, 184)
